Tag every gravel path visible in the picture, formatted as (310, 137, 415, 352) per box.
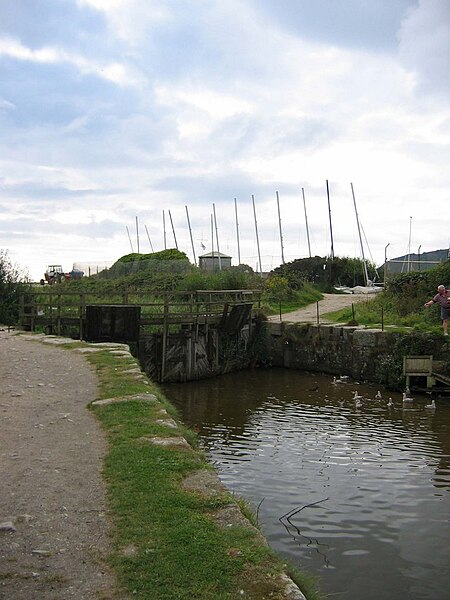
(0, 330, 117, 599)
(267, 292, 368, 323)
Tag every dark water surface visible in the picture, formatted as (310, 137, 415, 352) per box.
(163, 369, 450, 600)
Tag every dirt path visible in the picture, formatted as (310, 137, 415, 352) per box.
(267, 292, 368, 323)
(0, 330, 117, 599)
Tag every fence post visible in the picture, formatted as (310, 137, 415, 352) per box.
(316, 301, 319, 325)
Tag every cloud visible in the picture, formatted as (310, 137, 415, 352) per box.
(398, 0, 450, 97)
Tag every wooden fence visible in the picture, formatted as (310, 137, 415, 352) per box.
(18, 289, 262, 340)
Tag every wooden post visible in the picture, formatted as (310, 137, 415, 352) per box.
(316, 301, 320, 325)
(79, 293, 85, 340)
(57, 294, 61, 336)
(161, 298, 169, 381)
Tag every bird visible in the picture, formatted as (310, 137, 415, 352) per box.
(402, 392, 414, 404)
(425, 399, 436, 410)
(332, 376, 346, 385)
(355, 397, 363, 409)
(353, 391, 363, 401)
(375, 390, 382, 399)
(387, 398, 394, 409)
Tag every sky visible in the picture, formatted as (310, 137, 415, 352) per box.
(1, 0, 450, 281)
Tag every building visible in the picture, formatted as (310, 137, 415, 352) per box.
(198, 251, 232, 272)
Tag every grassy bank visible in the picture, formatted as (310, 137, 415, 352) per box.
(79, 343, 322, 599)
(323, 291, 445, 334)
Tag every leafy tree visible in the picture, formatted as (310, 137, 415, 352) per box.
(0, 250, 27, 326)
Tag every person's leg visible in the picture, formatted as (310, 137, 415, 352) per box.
(443, 319, 448, 335)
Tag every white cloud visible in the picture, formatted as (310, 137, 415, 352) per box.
(398, 0, 450, 97)
(0, 35, 137, 86)
(1, 1, 450, 281)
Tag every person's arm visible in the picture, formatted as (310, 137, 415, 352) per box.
(424, 298, 434, 308)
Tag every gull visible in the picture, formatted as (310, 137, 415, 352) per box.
(355, 397, 363, 409)
(353, 391, 363, 401)
(387, 398, 394, 409)
(425, 399, 436, 410)
(332, 376, 346, 385)
(375, 390, 382, 399)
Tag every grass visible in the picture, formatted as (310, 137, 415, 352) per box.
(264, 284, 323, 316)
(324, 292, 445, 335)
(75, 344, 323, 600)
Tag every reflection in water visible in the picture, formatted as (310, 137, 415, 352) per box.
(164, 368, 450, 600)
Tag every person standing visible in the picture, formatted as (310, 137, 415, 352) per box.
(424, 284, 449, 336)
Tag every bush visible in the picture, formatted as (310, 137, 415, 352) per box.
(0, 250, 28, 326)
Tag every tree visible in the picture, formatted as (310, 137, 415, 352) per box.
(0, 250, 27, 326)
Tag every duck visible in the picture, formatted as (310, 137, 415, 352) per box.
(353, 391, 363, 401)
(332, 376, 346, 385)
(355, 397, 363, 409)
(425, 399, 436, 410)
(387, 398, 394, 409)
(375, 390, 382, 399)
(402, 392, 414, 404)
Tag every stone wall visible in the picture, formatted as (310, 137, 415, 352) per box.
(267, 322, 448, 385)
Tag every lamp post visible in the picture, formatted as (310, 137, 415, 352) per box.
(384, 243, 390, 286)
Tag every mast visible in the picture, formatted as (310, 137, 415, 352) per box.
(135, 215, 140, 254)
(163, 210, 167, 250)
(326, 180, 335, 259)
(276, 191, 285, 264)
(234, 197, 241, 266)
(213, 203, 222, 271)
(168, 209, 178, 250)
(210, 213, 214, 270)
(252, 194, 263, 276)
(351, 183, 369, 286)
(126, 226, 134, 253)
(407, 216, 412, 273)
(185, 206, 197, 266)
(144, 224, 154, 252)
(301, 187, 312, 258)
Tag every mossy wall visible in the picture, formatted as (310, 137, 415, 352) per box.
(267, 323, 449, 389)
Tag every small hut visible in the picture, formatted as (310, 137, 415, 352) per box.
(198, 251, 232, 272)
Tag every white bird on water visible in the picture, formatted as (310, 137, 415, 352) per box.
(332, 376, 347, 385)
(387, 398, 394, 409)
(402, 392, 414, 404)
(375, 390, 382, 399)
(425, 399, 436, 410)
(353, 391, 363, 401)
(355, 397, 363, 409)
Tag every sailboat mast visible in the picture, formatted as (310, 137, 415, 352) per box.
(276, 191, 285, 264)
(326, 180, 335, 259)
(168, 210, 178, 250)
(210, 213, 214, 269)
(185, 206, 197, 266)
(351, 183, 369, 286)
(301, 187, 312, 258)
(252, 194, 263, 276)
(144, 224, 154, 252)
(126, 226, 134, 253)
(213, 203, 222, 271)
(163, 210, 167, 250)
(407, 216, 412, 273)
(135, 216, 140, 254)
(234, 197, 241, 266)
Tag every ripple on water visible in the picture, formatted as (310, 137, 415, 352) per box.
(165, 369, 450, 600)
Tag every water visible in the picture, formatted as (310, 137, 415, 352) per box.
(163, 369, 450, 600)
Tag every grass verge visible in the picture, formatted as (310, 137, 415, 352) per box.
(75, 343, 323, 600)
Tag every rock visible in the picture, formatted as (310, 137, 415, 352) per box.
(0, 521, 16, 532)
